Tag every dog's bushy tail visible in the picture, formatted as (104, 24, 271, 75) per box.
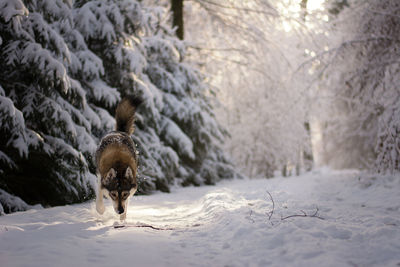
(115, 95, 142, 135)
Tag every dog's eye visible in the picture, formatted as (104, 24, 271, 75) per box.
(109, 192, 117, 199)
(122, 192, 129, 199)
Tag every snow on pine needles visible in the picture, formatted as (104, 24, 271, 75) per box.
(0, 169, 400, 267)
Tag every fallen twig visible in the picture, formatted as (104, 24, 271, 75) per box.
(113, 222, 202, 231)
(266, 191, 275, 221)
(113, 223, 175, 230)
(249, 209, 255, 223)
(281, 207, 325, 220)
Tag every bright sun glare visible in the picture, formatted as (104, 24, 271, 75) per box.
(307, 0, 325, 11)
(279, 0, 326, 32)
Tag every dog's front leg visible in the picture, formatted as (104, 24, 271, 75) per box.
(96, 188, 105, 215)
(120, 202, 128, 221)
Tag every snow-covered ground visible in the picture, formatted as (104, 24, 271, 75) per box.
(1, 168, 399, 267)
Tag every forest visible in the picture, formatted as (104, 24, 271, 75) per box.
(1, 0, 399, 214)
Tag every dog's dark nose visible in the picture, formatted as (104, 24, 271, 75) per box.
(118, 206, 124, 214)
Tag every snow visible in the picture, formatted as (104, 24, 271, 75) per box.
(76, 51, 105, 80)
(0, 151, 16, 170)
(75, 2, 122, 43)
(88, 80, 120, 108)
(0, 189, 31, 215)
(0, 0, 28, 23)
(0, 169, 399, 266)
(161, 117, 196, 160)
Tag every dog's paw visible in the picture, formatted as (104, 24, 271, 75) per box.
(96, 202, 105, 215)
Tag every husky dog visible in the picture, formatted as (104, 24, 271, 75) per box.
(95, 96, 142, 220)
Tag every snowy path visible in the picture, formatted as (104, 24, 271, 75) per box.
(1, 169, 400, 267)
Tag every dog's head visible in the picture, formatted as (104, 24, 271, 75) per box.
(101, 166, 137, 214)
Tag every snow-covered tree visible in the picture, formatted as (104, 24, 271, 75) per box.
(0, 0, 239, 213)
(179, 0, 316, 177)
(311, 0, 400, 173)
(73, 0, 239, 191)
(0, 0, 97, 212)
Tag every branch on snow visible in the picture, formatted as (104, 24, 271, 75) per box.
(281, 207, 325, 221)
(264, 191, 325, 222)
(266, 190, 275, 222)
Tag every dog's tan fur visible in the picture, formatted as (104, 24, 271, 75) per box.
(115, 97, 137, 134)
(97, 145, 137, 181)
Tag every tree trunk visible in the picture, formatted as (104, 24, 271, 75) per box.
(300, 0, 308, 21)
(171, 0, 184, 40)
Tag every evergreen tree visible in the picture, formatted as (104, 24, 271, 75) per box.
(0, 0, 97, 211)
(0, 0, 239, 213)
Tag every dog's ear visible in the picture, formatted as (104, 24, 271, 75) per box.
(104, 168, 116, 184)
(125, 167, 134, 182)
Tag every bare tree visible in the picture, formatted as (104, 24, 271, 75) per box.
(311, 0, 400, 173)
(183, 0, 317, 177)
